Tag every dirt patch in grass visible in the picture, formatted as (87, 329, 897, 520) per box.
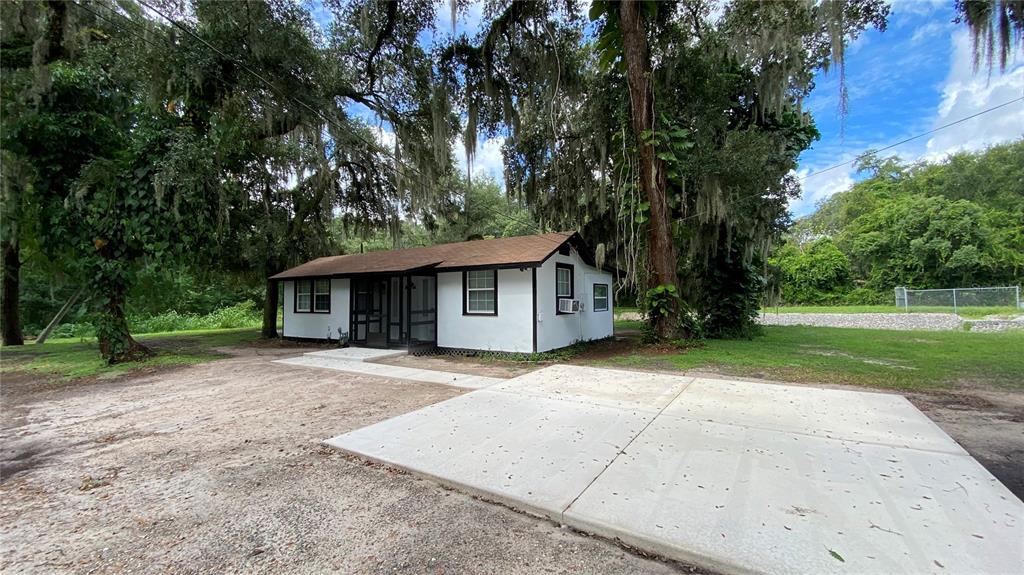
(907, 388, 1024, 498)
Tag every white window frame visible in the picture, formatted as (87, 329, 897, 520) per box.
(313, 279, 331, 313)
(556, 267, 572, 298)
(464, 269, 497, 315)
(593, 283, 609, 312)
(295, 280, 312, 313)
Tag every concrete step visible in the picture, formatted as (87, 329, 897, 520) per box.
(273, 354, 503, 389)
(302, 347, 407, 362)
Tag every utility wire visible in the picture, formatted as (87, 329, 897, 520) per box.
(74, 2, 1022, 245)
(797, 95, 1024, 181)
(673, 95, 1024, 225)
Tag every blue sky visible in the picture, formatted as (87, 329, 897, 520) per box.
(312, 0, 1023, 219)
(794, 0, 1023, 216)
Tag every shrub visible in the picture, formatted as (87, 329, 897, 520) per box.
(771, 238, 853, 304)
(840, 287, 888, 305)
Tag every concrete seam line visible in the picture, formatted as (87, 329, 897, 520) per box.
(559, 379, 696, 520)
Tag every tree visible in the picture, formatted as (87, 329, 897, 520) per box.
(3, 0, 457, 358)
(1, 0, 115, 346)
(770, 238, 853, 304)
(781, 140, 1024, 297)
(440, 0, 885, 339)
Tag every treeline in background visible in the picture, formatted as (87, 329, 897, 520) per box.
(768, 140, 1024, 306)
(15, 177, 530, 339)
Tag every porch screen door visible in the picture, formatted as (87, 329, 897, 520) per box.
(408, 275, 436, 347)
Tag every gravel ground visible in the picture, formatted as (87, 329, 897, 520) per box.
(621, 311, 1024, 332)
(757, 312, 964, 330)
(0, 346, 697, 575)
(966, 318, 1024, 332)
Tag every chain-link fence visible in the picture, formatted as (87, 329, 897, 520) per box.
(894, 286, 1022, 315)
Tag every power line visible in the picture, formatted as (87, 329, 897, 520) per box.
(673, 95, 1024, 224)
(797, 95, 1024, 181)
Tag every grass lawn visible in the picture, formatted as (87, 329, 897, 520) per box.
(0, 328, 261, 381)
(760, 304, 1021, 319)
(604, 325, 1024, 391)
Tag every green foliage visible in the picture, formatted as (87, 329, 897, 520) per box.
(781, 141, 1024, 302)
(695, 252, 765, 339)
(48, 301, 263, 339)
(642, 283, 679, 320)
(770, 238, 852, 304)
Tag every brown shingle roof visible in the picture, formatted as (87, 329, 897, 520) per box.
(271, 232, 583, 279)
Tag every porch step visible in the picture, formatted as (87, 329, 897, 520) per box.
(272, 354, 503, 390)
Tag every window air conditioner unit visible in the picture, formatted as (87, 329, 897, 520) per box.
(558, 298, 580, 313)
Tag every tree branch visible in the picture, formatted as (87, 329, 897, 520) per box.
(365, 0, 398, 92)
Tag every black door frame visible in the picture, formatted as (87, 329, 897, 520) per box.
(349, 273, 436, 349)
(349, 276, 388, 347)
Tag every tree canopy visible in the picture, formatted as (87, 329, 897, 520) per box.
(774, 140, 1024, 304)
(1, 0, 1021, 358)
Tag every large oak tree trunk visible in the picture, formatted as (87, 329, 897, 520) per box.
(262, 271, 280, 339)
(619, 1, 681, 339)
(94, 254, 151, 363)
(97, 286, 151, 364)
(2, 236, 24, 346)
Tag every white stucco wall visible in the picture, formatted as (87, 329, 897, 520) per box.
(282, 278, 350, 340)
(436, 268, 534, 353)
(535, 248, 614, 352)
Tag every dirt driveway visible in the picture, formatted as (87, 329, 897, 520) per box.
(0, 347, 691, 575)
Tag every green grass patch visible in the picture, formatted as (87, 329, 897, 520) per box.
(1, 328, 260, 381)
(45, 301, 264, 339)
(760, 304, 1021, 319)
(614, 319, 644, 331)
(604, 325, 1024, 391)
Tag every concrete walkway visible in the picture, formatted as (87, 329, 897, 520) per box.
(273, 347, 504, 389)
(326, 364, 1023, 575)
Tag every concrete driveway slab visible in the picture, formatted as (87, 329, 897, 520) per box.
(665, 378, 966, 454)
(326, 389, 654, 518)
(487, 364, 693, 413)
(327, 365, 1024, 574)
(565, 414, 1022, 575)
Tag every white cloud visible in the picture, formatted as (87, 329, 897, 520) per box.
(432, 0, 485, 40)
(790, 166, 856, 218)
(454, 135, 506, 183)
(371, 126, 397, 149)
(889, 0, 946, 19)
(923, 31, 1024, 161)
(910, 21, 945, 44)
(795, 30, 1023, 218)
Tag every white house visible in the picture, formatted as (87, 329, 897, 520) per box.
(271, 232, 615, 353)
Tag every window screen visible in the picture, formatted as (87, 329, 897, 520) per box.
(593, 283, 609, 311)
(465, 270, 496, 314)
(295, 280, 312, 312)
(314, 279, 331, 312)
(557, 268, 572, 297)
